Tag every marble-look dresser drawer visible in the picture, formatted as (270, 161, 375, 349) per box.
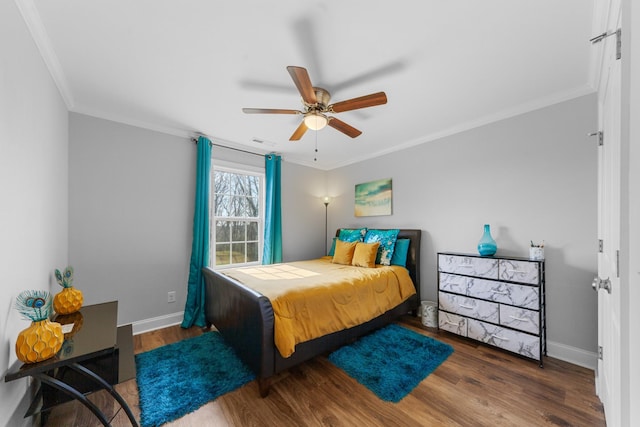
(498, 259, 540, 285)
(439, 273, 540, 310)
(438, 311, 467, 336)
(439, 293, 499, 323)
(437, 252, 545, 365)
(438, 254, 498, 279)
(499, 305, 540, 335)
(467, 318, 540, 361)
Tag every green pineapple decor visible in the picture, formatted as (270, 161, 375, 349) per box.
(14, 290, 63, 363)
(53, 266, 83, 315)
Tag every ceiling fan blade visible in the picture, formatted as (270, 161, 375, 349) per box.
(290, 121, 308, 141)
(287, 66, 317, 105)
(327, 117, 362, 138)
(242, 108, 300, 114)
(329, 92, 387, 113)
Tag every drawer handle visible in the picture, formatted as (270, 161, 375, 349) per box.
(509, 315, 530, 322)
(458, 303, 474, 310)
(445, 321, 462, 326)
(491, 334, 509, 341)
(507, 269, 527, 275)
(492, 290, 509, 295)
(459, 265, 474, 268)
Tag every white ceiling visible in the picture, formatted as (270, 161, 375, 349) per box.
(22, 0, 597, 170)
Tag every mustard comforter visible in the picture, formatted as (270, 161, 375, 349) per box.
(220, 257, 416, 358)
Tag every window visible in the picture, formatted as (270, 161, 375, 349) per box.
(211, 164, 264, 267)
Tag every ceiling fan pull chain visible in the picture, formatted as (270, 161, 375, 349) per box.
(314, 131, 318, 162)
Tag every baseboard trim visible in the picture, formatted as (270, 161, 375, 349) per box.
(129, 311, 185, 335)
(126, 313, 598, 371)
(547, 340, 597, 370)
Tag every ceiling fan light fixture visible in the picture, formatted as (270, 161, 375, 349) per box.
(303, 112, 328, 130)
(243, 66, 383, 139)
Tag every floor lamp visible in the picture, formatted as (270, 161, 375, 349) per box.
(324, 197, 330, 254)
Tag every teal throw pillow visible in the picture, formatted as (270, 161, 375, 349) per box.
(364, 229, 400, 266)
(338, 228, 367, 243)
(390, 238, 410, 267)
(328, 237, 337, 256)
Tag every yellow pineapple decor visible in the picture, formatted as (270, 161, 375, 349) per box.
(53, 266, 83, 315)
(14, 290, 64, 363)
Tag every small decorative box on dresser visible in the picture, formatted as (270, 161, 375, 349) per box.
(437, 252, 546, 366)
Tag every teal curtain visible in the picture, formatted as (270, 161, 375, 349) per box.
(182, 136, 211, 328)
(263, 154, 282, 264)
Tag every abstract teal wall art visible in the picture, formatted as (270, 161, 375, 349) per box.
(355, 178, 392, 217)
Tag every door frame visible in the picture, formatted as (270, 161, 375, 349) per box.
(593, 0, 639, 425)
(619, 0, 639, 425)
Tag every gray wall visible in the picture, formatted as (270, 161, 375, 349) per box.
(281, 162, 327, 261)
(327, 94, 599, 358)
(0, 1, 69, 425)
(68, 113, 324, 326)
(69, 114, 195, 325)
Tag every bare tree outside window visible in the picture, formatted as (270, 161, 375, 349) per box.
(212, 166, 263, 266)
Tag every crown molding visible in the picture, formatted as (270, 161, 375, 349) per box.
(15, 0, 75, 109)
(71, 107, 274, 158)
(73, 85, 596, 172)
(71, 106, 193, 139)
(325, 85, 596, 171)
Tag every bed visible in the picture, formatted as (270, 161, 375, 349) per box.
(203, 228, 421, 396)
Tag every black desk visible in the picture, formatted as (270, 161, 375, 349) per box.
(4, 301, 137, 426)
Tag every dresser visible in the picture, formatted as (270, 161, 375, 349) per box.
(437, 252, 546, 366)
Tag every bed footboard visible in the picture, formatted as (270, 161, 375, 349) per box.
(202, 267, 276, 383)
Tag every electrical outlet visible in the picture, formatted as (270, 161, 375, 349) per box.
(167, 291, 176, 303)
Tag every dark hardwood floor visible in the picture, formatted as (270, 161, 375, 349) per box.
(43, 315, 606, 426)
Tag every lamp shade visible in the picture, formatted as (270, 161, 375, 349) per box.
(304, 112, 328, 130)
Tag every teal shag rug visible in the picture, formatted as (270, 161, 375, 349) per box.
(135, 332, 255, 427)
(328, 324, 453, 402)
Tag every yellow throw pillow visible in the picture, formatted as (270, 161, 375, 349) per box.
(332, 240, 358, 265)
(351, 242, 380, 268)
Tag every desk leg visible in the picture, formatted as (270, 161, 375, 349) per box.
(34, 373, 111, 426)
(69, 363, 138, 427)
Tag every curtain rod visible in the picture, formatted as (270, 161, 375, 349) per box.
(190, 137, 264, 157)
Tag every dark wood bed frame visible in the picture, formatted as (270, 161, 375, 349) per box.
(203, 229, 421, 396)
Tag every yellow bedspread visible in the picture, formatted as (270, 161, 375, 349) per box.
(220, 257, 416, 358)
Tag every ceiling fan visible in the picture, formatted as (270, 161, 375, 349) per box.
(242, 66, 387, 141)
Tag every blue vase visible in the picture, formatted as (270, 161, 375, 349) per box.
(477, 224, 497, 256)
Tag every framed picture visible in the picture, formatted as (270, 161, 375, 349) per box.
(355, 178, 392, 217)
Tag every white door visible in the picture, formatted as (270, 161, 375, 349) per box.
(594, 3, 622, 425)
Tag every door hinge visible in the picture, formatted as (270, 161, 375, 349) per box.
(588, 131, 604, 146)
(616, 28, 622, 60)
(590, 28, 621, 60)
(598, 239, 604, 253)
(598, 346, 604, 360)
(616, 250, 620, 278)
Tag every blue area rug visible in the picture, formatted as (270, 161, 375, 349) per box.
(328, 324, 453, 402)
(135, 332, 255, 427)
